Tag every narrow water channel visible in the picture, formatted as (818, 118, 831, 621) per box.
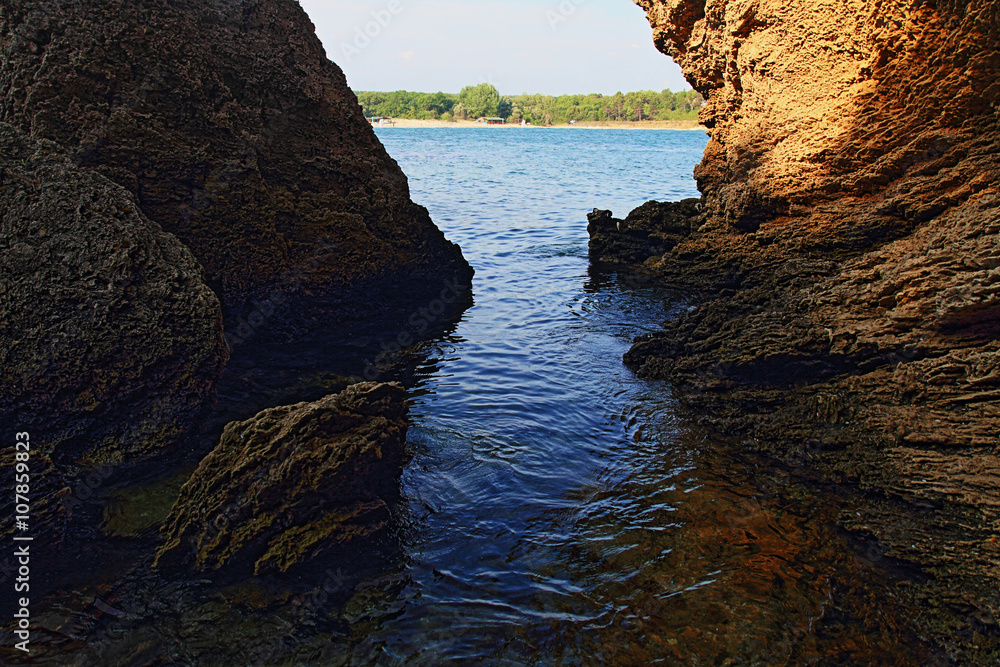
(359, 128, 704, 663)
(343, 128, 937, 665)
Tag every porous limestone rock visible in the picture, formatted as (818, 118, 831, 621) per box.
(155, 382, 408, 575)
(0, 122, 227, 541)
(0, 0, 472, 331)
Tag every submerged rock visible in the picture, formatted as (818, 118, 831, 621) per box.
(155, 382, 408, 575)
(0, 122, 227, 540)
(0, 0, 472, 332)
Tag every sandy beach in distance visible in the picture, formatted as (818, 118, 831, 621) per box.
(375, 118, 707, 131)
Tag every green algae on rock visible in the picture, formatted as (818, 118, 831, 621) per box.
(102, 468, 196, 538)
(155, 382, 408, 575)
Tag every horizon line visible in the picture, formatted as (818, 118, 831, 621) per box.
(354, 87, 699, 96)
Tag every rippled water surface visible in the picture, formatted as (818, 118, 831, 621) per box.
(364, 128, 706, 662)
(344, 128, 933, 665)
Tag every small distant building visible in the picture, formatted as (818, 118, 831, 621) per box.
(367, 116, 394, 126)
(477, 117, 505, 125)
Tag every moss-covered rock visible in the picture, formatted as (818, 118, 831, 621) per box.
(155, 382, 408, 575)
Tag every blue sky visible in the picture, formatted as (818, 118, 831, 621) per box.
(298, 0, 690, 95)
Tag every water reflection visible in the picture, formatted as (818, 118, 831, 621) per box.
(348, 276, 936, 666)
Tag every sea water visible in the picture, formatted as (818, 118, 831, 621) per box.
(339, 127, 933, 664)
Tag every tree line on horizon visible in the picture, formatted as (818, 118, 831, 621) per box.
(356, 83, 704, 124)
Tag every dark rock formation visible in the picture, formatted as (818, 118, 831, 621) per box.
(0, 0, 474, 566)
(0, 122, 227, 540)
(0, 0, 472, 332)
(155, 382, 408, 575)
(588, 198, 701, 266)
(0, 0, 467, 651)
(613, 0, 1000, 658)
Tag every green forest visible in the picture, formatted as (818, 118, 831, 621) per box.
(356, 83, 704, 124)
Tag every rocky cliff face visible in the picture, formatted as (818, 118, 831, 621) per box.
(637, 0, 998, 239)
(0, 0, 472, 331)
(0, 122, 227, 541)
(0, 0, 472, 573)
(620, 0, 1000, 658)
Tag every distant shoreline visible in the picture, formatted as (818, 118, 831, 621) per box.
(372, 118, 706, 131)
